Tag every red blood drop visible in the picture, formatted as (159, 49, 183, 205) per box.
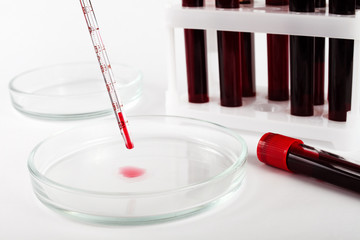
(119, 166, 145, 178)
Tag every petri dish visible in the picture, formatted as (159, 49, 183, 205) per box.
(28, 115, 247, 225)
(9, 62, 142, 120)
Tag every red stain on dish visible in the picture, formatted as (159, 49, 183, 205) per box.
(119, 166, 145, 178)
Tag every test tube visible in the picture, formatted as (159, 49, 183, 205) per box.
(239, 1, 256, 97)
(328, 0, 355, 122)
(216, 0, 242, 107)
(183, 0, 209, 103)
(266, 0, 289, 101)
(289, 0, 315, 116)
(315, 0, 325, 7)
(314, 0, 325, 106)
(257, 133, 360, 194)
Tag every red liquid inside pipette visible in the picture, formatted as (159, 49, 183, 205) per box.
(118, 112, 134, 149)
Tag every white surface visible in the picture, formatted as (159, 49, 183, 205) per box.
(1, 1, 360, 239)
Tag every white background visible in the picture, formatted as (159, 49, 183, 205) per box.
(1, 0, 360, 239)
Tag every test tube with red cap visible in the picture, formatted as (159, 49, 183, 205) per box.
(257, 133, 360, 194)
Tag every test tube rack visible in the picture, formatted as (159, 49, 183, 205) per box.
(165, 1, 360, 150)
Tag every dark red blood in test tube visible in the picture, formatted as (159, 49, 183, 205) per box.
(216, 0, 238, 8)
(240, 32, 256, 97)
(218, 31, 242, 107)
(216, 0, 242, 107)
(314, 37, 325, 105)
(257, 133, 360, 194)
(267, 34, 289, 101)
(328, 39, 354, 121)
(315, 0, 325, 7)
(329, 0, 356, 14)
(182, 0, 203, 6)
(289, 0, 315, 116)
(290, 35, 314, 116)
(239, 1, 256, 97)
(328, 0, 355, 122)
(314, 0, 325, 106)
(184, 29, 209, 103)
(288, 143, 360, 194)
(266, 0, 289, 101)
(266, 0, 288, 4)
(183, 0, 209, 103)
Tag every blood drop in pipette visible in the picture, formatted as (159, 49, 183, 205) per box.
(79, 0, 134, 149)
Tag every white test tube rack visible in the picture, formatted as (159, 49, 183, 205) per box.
(165, 1, 360, 151)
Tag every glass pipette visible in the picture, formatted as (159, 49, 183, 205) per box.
(79, 0, 134, 149)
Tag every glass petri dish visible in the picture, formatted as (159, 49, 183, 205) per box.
(28, 115, 247, 225)
(9, 62, 142, 120)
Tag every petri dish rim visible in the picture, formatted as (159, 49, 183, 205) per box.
(8, 61, 142, 97)
(28, 115, 247, 197)
(8, 62, 142, 120)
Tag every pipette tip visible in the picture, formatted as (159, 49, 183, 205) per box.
(120, 124, 134, 149)
(123, 125, 134, 149)
(118, 112, 134, 149)
(125, 137, 134, 149)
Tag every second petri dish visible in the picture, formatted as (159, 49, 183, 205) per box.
(9, 62, 142, 120)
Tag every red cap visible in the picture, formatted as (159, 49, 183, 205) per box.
(257, 133, 303, 172)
